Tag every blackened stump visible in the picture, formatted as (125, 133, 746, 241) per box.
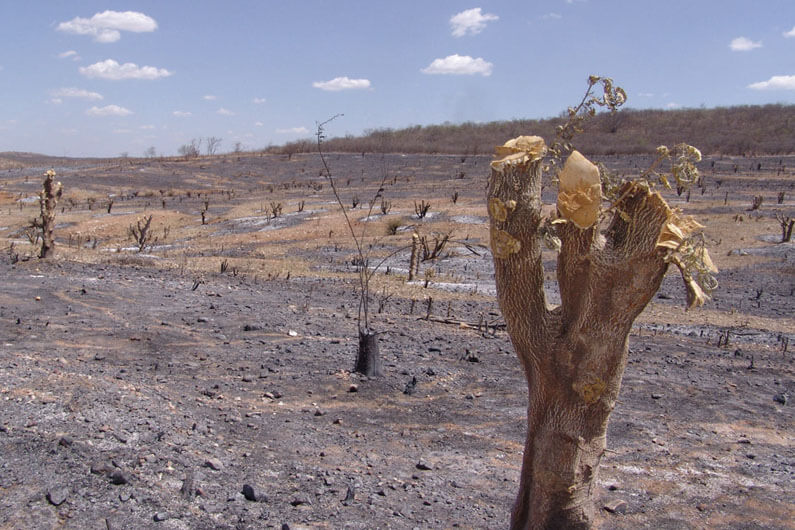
(355, 330, 382, 377)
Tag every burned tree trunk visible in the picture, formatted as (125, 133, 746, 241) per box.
(37, 170, 63, 259)
(487, 137, 695, 528)
(354, 329, 382, 377)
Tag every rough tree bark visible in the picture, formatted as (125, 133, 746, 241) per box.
(487, 137, 686, 529)
(355, 330, 382, 377)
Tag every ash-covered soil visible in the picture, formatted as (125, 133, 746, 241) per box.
(0, 152, 793, 529)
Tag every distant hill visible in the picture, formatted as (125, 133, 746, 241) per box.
(270, 104, 795, 156)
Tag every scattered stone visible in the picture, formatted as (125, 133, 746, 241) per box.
(153, 512, 169, 522)
(90, 461, 112, 476)
(415, 460, 432, 471)
(651, 393, 663, 400)
(773, 392, 788, 405)
(204, 458, 223, 471)
(603, 499, 628, 514)
(109, 470, 130, 485)
(290, 494, 311, 506)
(58, 436, 73, 447)
(314, 409, 325, 417)
(348, 384, 358, 393)
(242, 483, 266, 502)
(243, 324, 263, 331)
(197, 317, 209, 323)
(46, 486, 69, 506)
(119, 492, 131, 502)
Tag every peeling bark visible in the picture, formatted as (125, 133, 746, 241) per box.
(487, 140, 672, 529)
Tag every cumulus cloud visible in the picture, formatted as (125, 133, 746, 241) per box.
(748, 75, 795, 90)
(86, 104, 132, 117)
(784, 26, 795, 38)
(276, 127, 310, 135)
(730, 37, 762, 51)
(253, 97, 266, 104)
(172, 110, 192, 117)
(217, 108, 235, 116)
(203, 94, 216, 100)
(57, 10, 157, 43)
(254, 121, 264, 127)
(541, 13, 562, 20)
(450, 8, 498, 37)
(79, 59, 172, 80)
(421, 54, 493, 76)
(51, 87, 103, 100)
(313, 76, 372, 91)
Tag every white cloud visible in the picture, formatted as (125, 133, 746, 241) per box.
(203, 94, 216, 100)
(86, 104, 133, 117)
(113, 129, 132, 134)
(730, 36, 762, 51)
(79, 59, 172, 80)
(57, 10, 157, 43)
(784, 26, 795, 38)
(139, 125, 155, 130)
(253, 97, 266, 104)
(541, 13, 562, 20)
(49, 98, 63, 105)
(748, 75, 795, 90)
(421, 54, 493, 76)
(276, 127, 310, 135)
(666, 102, 682, 109)
(217, 107, 235, 116)
(51, 87, 103, 100)
(450, 8, 498, 37)
(172, 110, 192, 117)
(313, 76, 372, 91)
(58, 50, 80, 61)
(255, 121, 264, 127)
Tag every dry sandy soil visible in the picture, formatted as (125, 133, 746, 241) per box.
(0, 151, 793, 529)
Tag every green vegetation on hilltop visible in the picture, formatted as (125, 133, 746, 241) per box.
(271, 104, 795, 156)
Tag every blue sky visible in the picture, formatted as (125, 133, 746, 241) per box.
(1, 1, 794, 157)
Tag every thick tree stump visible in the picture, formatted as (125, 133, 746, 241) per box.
(487, 137, 680, 529)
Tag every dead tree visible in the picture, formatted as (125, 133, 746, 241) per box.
(776, 213, 794, 242)
(487, 136, 715, 528)
(35, 170, 63, 259)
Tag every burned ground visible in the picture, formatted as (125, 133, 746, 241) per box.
(0, 152, 793, 529)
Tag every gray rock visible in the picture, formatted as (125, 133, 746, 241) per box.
(204, 458, 223, 471)
(153, 512, 169, 522)
(603, 499, 628, 514)
(46, 486, 68, 506)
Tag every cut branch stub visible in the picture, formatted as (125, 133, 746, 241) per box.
(556, 150, 601, 229)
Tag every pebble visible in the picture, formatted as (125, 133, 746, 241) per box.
(153, 512, 169, 522)
(415, 460, 432, 471)
(46, 486, 69, 506)
(242, 483, 266, 502)
(204, 458, 223, 471)
(109, 470, 130, 485)
(603, 499, 628, 514)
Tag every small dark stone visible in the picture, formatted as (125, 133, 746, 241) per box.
(651, 393, 663, 400)
(109, 470, 130, 485)
(773, 393, 788, 405)
(415, 460, 432, 471)
(290, 494, 311, 506)
(348, 384, 358, 393)
(242, 483, 265, 502)
(342, 484, 355, 504)
(403, 376, 417, 395)
(153, 512, 169, 522)
(58, 436, 73, 447)
(90, 461, 112, 475)
(46, 486, 68, 506)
